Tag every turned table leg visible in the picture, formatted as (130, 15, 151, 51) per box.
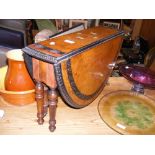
(48, 88, 58, 132)
(43, 86, 48, 116)
(35, 81, 44, 125)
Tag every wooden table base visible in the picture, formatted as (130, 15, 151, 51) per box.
(36, 82, 44, 125)
(35, 81, 58, 132)
(48, 88, 58, 132)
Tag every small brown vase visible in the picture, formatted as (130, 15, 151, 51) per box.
(5, 49, 35, 91)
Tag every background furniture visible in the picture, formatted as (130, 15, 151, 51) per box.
(138, 20, 155, 49)
(0, 19, 29, 46)
(0, 46, 11, 67)
(144, 46, 155, 72)
(69, 19, 88, 29)
(126, 19, 155, 49)
(69, 19, 101, 29)
(0, 27, 25, 67)
(35, 19, 58, 33)
(0, 19, 30, 67)
(0, 27, 25, 48)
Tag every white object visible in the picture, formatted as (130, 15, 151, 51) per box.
(116, 123, 126, 129)
(64, 39, 75, 44)
(0, 109, 4, 119)
(6, 49, 24, 61)
(50, 41, 56, 45)
(90, 32, 97, 35)
(76, 36, 84, 39)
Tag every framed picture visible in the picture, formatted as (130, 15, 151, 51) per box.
(103, 21, 120, 29)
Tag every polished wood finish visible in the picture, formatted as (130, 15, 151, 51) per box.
(22, 27, 124, 131)
(131, 19, 155, 49)
(28, 27, 122, 55)
(131, 19, 143, 40)
(43, 87, 48, 116)
(32, 58, 57, 130)
(1, 77, 155, 135)
(48, 88, 58, 132)
(32, 58, 57, 88)
(60, 36, 122, 108)
(140, 20, 155, 49)
(35, 81, 44, 125)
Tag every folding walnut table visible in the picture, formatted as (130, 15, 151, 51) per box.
(22, 26, 124, 132)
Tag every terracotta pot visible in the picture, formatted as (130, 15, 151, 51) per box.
(0, 89, 35, 106)
(0, 65, 35, 106)
(5, 49, 35, 91)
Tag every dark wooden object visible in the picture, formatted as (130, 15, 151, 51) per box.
(22, 26, 124, 132)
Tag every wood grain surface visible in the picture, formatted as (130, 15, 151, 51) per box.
(60, 36, 122, 107)
(32, 27, 119, 54)
(0, 77, 155, 135)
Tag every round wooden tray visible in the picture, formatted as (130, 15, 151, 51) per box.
(98, 90, 155, 135)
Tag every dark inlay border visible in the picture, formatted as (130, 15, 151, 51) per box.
(35, 43, 64, 55)
(22, 47, 58, 64)
(66, 59, 105, 100)
(54, 63, 84, 109)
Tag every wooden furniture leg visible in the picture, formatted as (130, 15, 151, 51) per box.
(35, 81, 44, 125)
(43, 86, 48, 116)
(48, 87, 58, 132)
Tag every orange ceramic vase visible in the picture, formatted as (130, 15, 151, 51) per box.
(5, 49, 35, 91)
